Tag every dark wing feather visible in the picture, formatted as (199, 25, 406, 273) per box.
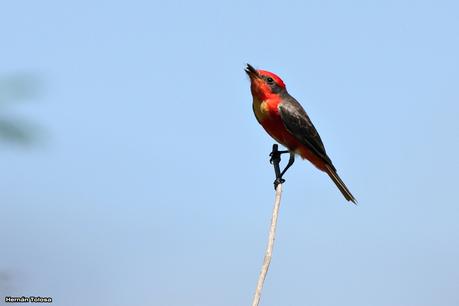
(278, 93, 336, 171)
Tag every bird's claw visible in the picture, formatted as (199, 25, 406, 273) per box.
(269, 152, 274, 164)
(273, 177, 285, 189)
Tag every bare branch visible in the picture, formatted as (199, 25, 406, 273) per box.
(251, 183, 283, 306)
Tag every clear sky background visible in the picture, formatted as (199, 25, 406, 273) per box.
(1, 0, 458, 305)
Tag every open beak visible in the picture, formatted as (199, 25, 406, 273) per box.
(245, 63, 260, 79)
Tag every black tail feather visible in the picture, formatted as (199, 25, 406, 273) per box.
(325, 165, 357, 204)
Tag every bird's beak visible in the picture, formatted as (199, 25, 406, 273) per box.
(245, 63, 260, 80)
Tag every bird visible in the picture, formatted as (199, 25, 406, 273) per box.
(245, 64, 356, 204)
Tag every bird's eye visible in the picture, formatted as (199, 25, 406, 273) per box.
(267, 77, 274, 84)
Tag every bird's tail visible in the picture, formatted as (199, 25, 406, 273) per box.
(324, 164, 357, 204)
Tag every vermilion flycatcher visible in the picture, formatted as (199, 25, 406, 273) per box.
(245, 64, 356, 203)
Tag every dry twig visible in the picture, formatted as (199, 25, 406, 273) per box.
(251, 183, 283, 306)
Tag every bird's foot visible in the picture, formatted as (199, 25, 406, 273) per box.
(273, 177, 285, 190)
(269, 144, 294, 190)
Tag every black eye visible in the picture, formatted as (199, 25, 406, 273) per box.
(267, 77, 274, 84)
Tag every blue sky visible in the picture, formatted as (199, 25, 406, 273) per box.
(1, 0, 459, 305)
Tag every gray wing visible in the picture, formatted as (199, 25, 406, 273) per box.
(278, 94, 336, 170)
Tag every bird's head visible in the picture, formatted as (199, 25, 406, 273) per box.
(245, 64, 286, 100)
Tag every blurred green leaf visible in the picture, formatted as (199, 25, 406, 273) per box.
(0, 117, 38, 144)
(0, 74, 40, 105)
(0, 73, 42, 145)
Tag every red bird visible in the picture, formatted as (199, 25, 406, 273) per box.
(245, 64, 356, 203)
